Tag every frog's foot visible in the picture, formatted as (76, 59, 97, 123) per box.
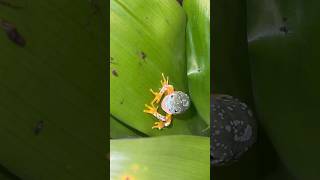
(152, 121, 165, 130)
(160, 73, 169, 86)
(150, 89, 162, 104)
(143, 104, 158, 115)
(164, 114, 172, 127)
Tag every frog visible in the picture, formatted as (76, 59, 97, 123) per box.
(143, 73, 190, 130)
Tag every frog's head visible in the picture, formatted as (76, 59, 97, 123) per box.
(161, 91, 190, 115)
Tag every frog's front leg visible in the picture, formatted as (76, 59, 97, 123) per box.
(143, 104, 168, 130)
(150, 73, 174, 105)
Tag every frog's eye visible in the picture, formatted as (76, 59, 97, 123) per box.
(174, 110, 178, 113)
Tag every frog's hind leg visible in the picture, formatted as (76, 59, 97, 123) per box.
(164, 114, 172, 127)
(152, 121, 165, 130)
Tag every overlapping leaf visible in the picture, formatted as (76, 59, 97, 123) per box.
(111, 135, 210, 180)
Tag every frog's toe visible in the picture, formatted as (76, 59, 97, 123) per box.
(152, 121, 164, 130)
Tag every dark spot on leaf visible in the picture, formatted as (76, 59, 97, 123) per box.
(282, 17, 287, 22)
(109, 57, 118, 65)
(89, 0, 100, 14)
(279, 26, 288, 34)
(0, 19, 26, 47)
(0, 1, 23, 9)
(176, 0, 183, 6)
(280, 17, 289, 35)
(33, 120, 44, 136)
(139, 51, 146, 60)
(6, 28, 26, 46)
(120, 98, 124, 105)
(112, 69, 118, 77)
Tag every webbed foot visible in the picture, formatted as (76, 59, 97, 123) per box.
(152, 121, 165, 130)
(161, 73, 169, 86)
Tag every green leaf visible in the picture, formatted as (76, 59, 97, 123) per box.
(0, 165, 19, 180)
(183, 0, 210, 125)
(110, 115, 146, 139)
(110, 135, 209, 180)
(0, 0, 106, 179)
(211, 1, 265, 179)
(247, 0, 320, 179)
(212, 0, 253, 104)
(110, 0, 207, 136)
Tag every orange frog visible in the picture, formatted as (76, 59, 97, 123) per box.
(144, 73, 190, 130)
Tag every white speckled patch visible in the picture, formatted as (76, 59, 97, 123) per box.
(211, 94, 257, 166)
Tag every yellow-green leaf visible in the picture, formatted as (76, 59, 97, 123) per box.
(110, 135, 210, 180)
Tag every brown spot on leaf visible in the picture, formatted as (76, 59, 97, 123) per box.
(112, 69, 118, 77)
(139, 51, 146, 60)
(34, 120, 44, 135)
(279, 26, 288, 34)
(176, 0, 183, 6)
(282, 17, 287, 22)
(0, 19, 26, 47)
(280, 17, 289, 35)
(7, 28, 26, 46)
(0, 0, 23, 9)
(109, 57, 118, 65)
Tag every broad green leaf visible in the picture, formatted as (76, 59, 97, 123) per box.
(110, 135, 209, 180)
(0, 0, 106, 179)
(110, 0, 207, 136)
(247, 0, 320, 179)
(183, 0, 210, 125)
(110, 116, 145, 139)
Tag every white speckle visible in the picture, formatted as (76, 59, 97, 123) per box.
(227, 106, 233, 111)
(248, 110, 253, 117)
(236, 125, 253, 142)
(233, 120, 240, 126)
(240, 102, 247, 110)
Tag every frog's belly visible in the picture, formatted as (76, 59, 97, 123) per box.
(161, 95, 171, 114)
